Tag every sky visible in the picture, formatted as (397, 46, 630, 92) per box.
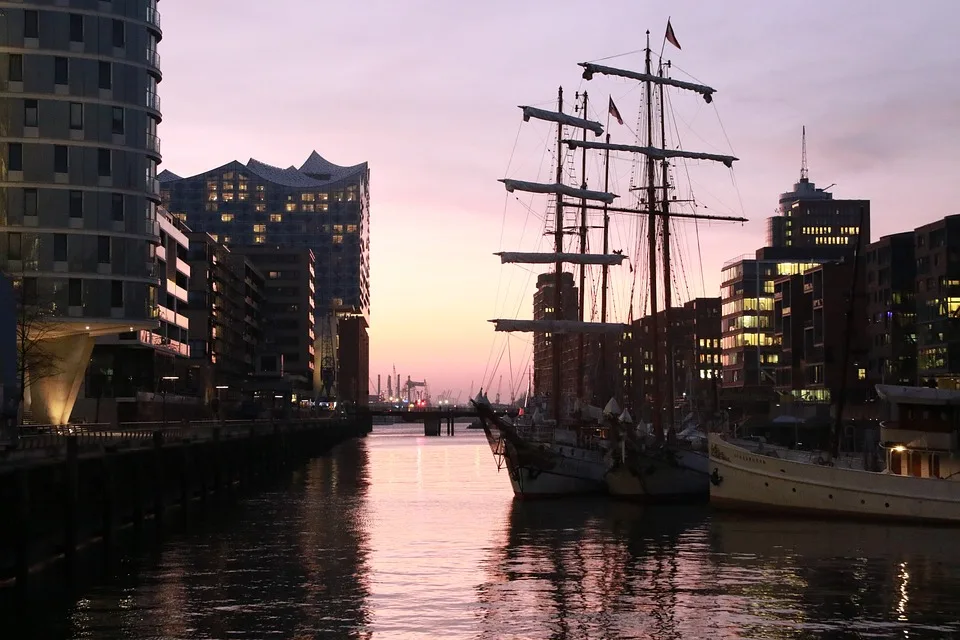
(158, 0, 960, 404)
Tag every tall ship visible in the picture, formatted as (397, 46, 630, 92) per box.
(475, 22, 745, 498)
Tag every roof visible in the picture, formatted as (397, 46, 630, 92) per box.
(161, 152, 368, 189)
(876, 384, 960, 406)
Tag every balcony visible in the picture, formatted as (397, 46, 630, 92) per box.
(145, 89, 161, 113)
(146, 48, 161, 71)
(145, 6, 162, 30)
(146, 133, 161, 155)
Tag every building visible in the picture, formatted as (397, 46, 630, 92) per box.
(159, 152, 370, 403)
(773, 262, 869, 413)
(185, 232, 265, 403)
(628, 297, 721, 421)
(864, 232, 916, 387)
(232, 245, 317, 401)
(0, 1, 163, 424)
(0, 274, 17, 440)
(914, 215, 960, 388)
(76, 207, 191, 422)
(532, 271, 579, 401)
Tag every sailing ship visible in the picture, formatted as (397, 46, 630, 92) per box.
(475, 25, 746, 498)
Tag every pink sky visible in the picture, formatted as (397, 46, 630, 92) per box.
(158, 0, 960, 403)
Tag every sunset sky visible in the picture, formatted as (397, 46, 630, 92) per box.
(158, 0, 960, 403)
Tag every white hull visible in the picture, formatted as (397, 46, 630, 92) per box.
(708, 433, 960, 524)
(606, 447, 709, 501)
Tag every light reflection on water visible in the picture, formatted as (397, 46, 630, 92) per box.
(13, 424, 960, 639)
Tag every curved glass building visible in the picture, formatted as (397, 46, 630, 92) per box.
(0, 0, 163, 423)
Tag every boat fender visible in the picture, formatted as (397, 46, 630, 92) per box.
(710, 468, 723, 486)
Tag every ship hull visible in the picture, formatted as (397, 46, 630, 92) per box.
(606, 447, 709, 502)
(708, 433, 960, 525)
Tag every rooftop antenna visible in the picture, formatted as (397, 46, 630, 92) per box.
(800, 125, 809, 182)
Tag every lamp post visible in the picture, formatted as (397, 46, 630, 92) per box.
(160, 376, 179, 427)
(215, 385, 228, 424)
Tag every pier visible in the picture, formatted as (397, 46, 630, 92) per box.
(0, 415, 371, 593)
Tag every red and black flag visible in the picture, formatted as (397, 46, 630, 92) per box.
(608, 96, 623, 125)
(665, 19, 681, 50)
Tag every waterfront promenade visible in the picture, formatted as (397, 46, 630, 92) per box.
(0, 414, 371, 592)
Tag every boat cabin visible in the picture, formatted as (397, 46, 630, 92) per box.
(876, 384, 960, 479)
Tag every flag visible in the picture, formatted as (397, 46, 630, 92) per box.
(608, 96, 623, 125)
(665, 19, 681, 50)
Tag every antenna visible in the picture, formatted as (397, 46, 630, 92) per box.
(800, 125, 809, 182)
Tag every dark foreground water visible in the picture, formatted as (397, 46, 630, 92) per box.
(9, 425, 960, 639)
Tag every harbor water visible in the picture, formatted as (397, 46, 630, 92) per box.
(10, 423, 960, 639)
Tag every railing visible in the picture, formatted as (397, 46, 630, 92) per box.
(145, 6, 162, 29)
(146, 133, 161, 154)
(145, 89, 161, 112)
(146, 49, 161, 70)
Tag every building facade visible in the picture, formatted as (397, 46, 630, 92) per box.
(159, 152, 370, 402)
(532, 271, 579, 401)
(0, 1, 163, 424)
(865, 231, 916, 387)
(914, 215, 960, 388)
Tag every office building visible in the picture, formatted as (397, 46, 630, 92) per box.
(0, 1, 163, 424)
(532, 271, 579, 400)
(864, 232, 916, 387)
(159, 152, 370, 403)
(914, 215, 960, 388)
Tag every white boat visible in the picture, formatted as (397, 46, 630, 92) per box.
(709, 384, 960, 524)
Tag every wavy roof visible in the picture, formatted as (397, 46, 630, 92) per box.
(158, 152, 368, 188)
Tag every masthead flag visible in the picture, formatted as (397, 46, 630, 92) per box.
(665, 19, 681, 50)
(608, 96, 623, 125)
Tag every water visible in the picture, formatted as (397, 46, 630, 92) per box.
(11, 424, 960, 639)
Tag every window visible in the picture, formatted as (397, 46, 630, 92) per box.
(24, 189, 37, 217)
(111, 193, 124, 221)
(220, 213, 234, 222)
(69, 190, 82, 218)
(253, 224, 266, 233)
(55, 145, 68, 173)
(24, 10, 38, 39)
(253, 235, 266, 244)
(8, 54, 22, 82)
(54, 234, 67, 261)
(24, 99, 37, 127)
(98, 62, 111, 90)
(97, 148, 111, 176)
(69, 102, 83, 129)
(111, 107, 124, 135)
(22, 278, 37, 304)
(112, 19, 125, 48)
(68, 278, 82, 307)
(8, 143, 22, 171)
(54, 57, 68, 85)
(111, 280, 123, 308)
(8, 232, 21, 260)
(97, 236, 110, 263)
(69, 14, 83, 42)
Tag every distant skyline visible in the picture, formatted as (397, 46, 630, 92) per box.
(159, 0, 960, 402)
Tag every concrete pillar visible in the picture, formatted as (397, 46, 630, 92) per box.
(28, 333, 95, 425)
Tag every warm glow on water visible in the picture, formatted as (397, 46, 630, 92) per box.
(11, 426, 960, 638)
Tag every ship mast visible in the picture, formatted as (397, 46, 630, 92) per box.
(577, 91, 589, 401)
(600, 132, 612, 404)
(659, 60, 676, 443)
(644, 32, 664, 443)
(552, 86, 565, 425)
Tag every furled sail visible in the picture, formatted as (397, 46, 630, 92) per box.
(490, 319, 628, 334)
(500, 179, 617, 204)
(579, 62, 716, 103)
(564, 139, 738, 168)
(496, 252, 626, 266)
(520, 106, 604, 137)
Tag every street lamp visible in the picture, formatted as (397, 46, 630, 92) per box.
(160, 376, 179, 427)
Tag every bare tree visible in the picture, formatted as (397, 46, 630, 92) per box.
(14, 280, 61, 423)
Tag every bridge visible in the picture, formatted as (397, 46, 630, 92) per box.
(357, 406, 518, 436)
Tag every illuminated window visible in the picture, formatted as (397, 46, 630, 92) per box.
(270, 214, 282, 222)
(220, 213, 234, 222)
(857, 368, 866, 380)
(302, 204, 315, 212)
(268, 271, 280, 279)
(222, 172, 234, 180)
(211, 234, 219, 241)
(253, 224, 266, 233)
(255, 203, 266, 212)
(253, 234, 266, 244)
(318, 193, 328, 201)
(333, 224, 343, 233)
(222, 236, 231, 244)
(222, 192, 234, 202)
(238, 192, 248, 201)
(333, 235, 343, 244)
(301, 193, 315, 202)
(285, 203, 297, 212)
